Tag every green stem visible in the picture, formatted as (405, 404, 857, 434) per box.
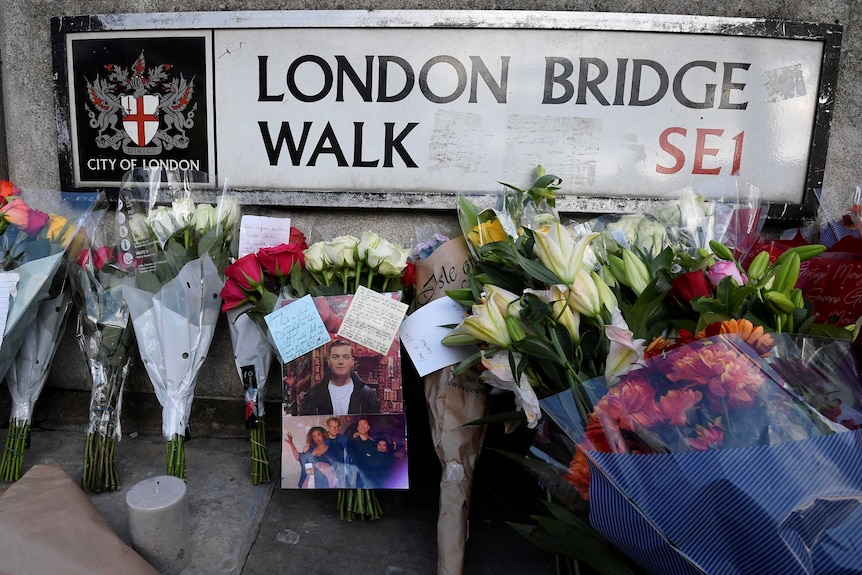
(166, 434, 187, 480)
(250, 420, 271, 485)
(0, 421, 29, 482)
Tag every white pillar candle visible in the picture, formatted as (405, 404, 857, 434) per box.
(126, 475, 193, 574)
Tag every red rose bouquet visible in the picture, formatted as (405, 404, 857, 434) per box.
(221, 226, 307, 484)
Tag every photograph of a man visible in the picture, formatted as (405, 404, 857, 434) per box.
(299, 339, 380, 415)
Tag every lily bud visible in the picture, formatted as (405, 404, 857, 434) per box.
(622, 250, 650, 295)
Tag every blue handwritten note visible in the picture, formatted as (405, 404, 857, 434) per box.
(264, 294, 330, 364)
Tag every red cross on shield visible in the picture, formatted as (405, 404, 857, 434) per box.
(121, 94, 159, 146)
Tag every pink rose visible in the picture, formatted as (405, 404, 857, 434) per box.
(706, 261, 747, 286)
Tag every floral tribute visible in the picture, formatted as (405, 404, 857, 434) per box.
(0, 182, 95, 482)
(292, 231, 413, 520)
(220, 225, 308, 484)
(120, 169, 239, 480)
(67, 196, 138, 492)
(441, 167, 862, 574)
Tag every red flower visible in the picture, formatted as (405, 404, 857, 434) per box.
(289, 226, 308, 250)
(687, 421, 724, 450)
(402, 261, 416, 289)
(710, 357, 765, 409)
(669, 270, 711, 303)
(563, 447, 591, 501)
(258, 243, 304, 278)
(664, 344, 727, 387)
(220, 277, 250, 312)
(94, 246, 115, 270)
(599, 375, 659, 429)
(0, 180, 20, 207)
(225, 253, 264, 291)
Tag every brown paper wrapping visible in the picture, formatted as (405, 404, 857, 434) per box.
(0, 464, 159, 575)
(415, 237, 488, 575)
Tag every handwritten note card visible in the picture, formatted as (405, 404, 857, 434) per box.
(337, 286, 408, 356)
(399, 296, 476, 377)
(238, 215, 293, 257)
(264, 294, 330, 364)
(0, 272, 19, 344)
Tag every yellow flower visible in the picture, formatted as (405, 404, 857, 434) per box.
(467, 218, 507, 247)
(45, 214, 74, 246)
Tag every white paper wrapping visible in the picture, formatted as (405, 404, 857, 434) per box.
(123, 254, 223, 438)
(5, 289, 72, 423)
(226, 307, 274, 418)
(0, 253, 64, 379)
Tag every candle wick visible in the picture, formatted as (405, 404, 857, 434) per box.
(156, 480, 160, 493)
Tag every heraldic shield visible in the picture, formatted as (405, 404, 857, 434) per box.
(121, 94, 159, 146)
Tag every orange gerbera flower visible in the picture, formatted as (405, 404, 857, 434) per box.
(563, 447, 591, 501)
(696, 318, 774, 357)
(658, 388, 703, 426)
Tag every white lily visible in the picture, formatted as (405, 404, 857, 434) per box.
(480, 350, 541, 428)
(533, 224, 598, 285)
(604, 307, 646, 385)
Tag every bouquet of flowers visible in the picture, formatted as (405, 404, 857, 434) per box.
(0, 182, 95, 482)
(120, 169, 239, 479)
(67, 195, 138, 492)
(541, 328, 862, 575)
(220, 225, 308, 484)
(298, 231, 413, 520)
(410, 231, 492, 575)
(441, 166, 859, 572)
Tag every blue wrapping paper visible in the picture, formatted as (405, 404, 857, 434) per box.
(540, 348, 862, 575)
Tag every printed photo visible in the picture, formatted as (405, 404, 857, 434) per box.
(281, 413, 409, 490)
(283, 294, 403, 416)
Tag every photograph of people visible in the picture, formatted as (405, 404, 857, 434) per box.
(285, 426, 339, 489)
(281, 414, 409, 489)
(299, 339, 380, 415)
(324, 416, 349, 487)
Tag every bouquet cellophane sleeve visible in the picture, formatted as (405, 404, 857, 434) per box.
(414, 236, 488, 575)
(0, 464, 158, 575)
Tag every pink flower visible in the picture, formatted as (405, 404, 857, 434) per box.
(657, 388, 702, 426)
(706, 261, 747, 286)
(0, 197, 30, 228)
(688, 422, 724, 450)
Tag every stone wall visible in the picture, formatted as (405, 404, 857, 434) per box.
(0, 2, 859, 433)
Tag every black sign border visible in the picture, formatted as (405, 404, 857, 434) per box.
(51, 10, 843, 221)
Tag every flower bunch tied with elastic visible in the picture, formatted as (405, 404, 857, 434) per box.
(121, 169, 240, 480)
(220, 225, 308, 484)
(0, 182, 95, 483)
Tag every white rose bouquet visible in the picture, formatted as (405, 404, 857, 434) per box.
(120, 169, 239, 479)
(301, 231, 414, 520)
